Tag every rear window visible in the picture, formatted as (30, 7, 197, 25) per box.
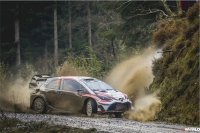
(46, 79, 61, 90)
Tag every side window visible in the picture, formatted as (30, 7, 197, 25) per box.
(46, 79, 60, 90)
(63, 80, 81, 92)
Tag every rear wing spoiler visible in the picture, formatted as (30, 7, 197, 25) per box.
(29, 74, 52, 89)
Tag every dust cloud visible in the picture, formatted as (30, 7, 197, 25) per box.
(0, 78, 33, 113)
(105, 47, 162, 121)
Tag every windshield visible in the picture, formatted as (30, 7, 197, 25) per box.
(81, 79, 114, 91)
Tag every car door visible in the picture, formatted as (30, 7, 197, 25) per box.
(58, 79, 85, 112)
(43, 79, 61, 109)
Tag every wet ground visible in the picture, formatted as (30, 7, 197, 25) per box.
(3, 112, 197, 133)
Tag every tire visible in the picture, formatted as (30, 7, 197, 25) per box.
(33, 97, 46, 113)
(86, 99, 96, 117)
(114, 112, 122, 118)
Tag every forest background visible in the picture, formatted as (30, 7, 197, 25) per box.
(1, 1, 179, 77)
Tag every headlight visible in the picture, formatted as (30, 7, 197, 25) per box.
(97, 94, 112, 101)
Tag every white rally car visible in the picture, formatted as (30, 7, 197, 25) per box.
(29, 75, 132, 118)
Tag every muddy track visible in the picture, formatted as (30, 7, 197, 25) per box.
(3, 112, 194, 133)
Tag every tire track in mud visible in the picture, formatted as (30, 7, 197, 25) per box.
(3, 112, 194, 133)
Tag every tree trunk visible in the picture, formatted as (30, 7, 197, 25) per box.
(44, 42, 48, 73)
(54, 4, 58, 67)
(42, 19, 48, 73)
(68, 1, 72, 49)
(159, 0, 174, 16)
(87, 2, 92, 47)
(14, 5, 21, 66)
(0, 39, 1, 63)
(176, 0, 182, 15)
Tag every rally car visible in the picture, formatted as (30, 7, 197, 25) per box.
(29, 74, 132, 118)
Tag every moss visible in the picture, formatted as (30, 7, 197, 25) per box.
(184, 22, 199, 39)
(186, 58, 195, 68)
(185, 40, 192, 47)
(191, 41, 199, 54)
(150, 3, 199, 126)
(175, 42, 185, 50)
(175, 34, 184, 44)
(163, 53, 174, 66)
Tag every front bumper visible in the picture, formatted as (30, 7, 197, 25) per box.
(97, 101, 132, 113)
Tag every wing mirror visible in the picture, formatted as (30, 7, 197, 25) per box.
(77, 89, 82, 96)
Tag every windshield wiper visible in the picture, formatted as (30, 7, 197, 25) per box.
(99, 90, 107, 92)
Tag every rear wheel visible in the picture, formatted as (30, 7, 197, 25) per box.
(114, 112, 122, 118)
(86, 99, 96, 117)
(33, 97, 46, 113)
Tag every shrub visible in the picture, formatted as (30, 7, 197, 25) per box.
(152, 28, 167, 47)
(184, 22, 199, 39)
(169, 65, 179, 75)
(163, 53, 174, 66)
(157, 21, 166, 29)
(186, 3, 199, 21)
(21, 63, 36, 80)
(0, 63, 10, 90)
(185, 40, 191, 47)
(181, 72, 190, 82)
(175, 42, 185, 50)
(57, 61, 88, 76)
(59, 53, 104, 78)
(186, 59, 195, 68)
(192, 43, 199, 54)
(152, 57, 163, 76)
(153, 23, 178, 48)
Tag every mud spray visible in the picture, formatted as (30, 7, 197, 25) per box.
(0, 78, 33, 113)
(0, 47, 162, 121)
(105, 47, 162, 121)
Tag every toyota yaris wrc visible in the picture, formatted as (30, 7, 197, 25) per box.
(29, 74, 132, 118)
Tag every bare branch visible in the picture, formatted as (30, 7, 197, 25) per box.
(117, 1, 131, 10)
(130, 1, 146, 14)
(126, 9, 169, 19)
(120, 1, 133, 12)
(159, 0, 174, 16)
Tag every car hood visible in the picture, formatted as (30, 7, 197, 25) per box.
(95, 90, 125, 100)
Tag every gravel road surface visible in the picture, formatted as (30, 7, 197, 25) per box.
(4, 112, 196, 133)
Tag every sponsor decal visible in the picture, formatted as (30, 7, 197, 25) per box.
(83, 94, 100, 101)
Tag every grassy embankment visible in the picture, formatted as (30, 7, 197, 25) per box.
(150, 3, 199, 126)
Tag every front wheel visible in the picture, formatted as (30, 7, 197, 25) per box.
(33, 97, 46, 113)
(86, 99, 96, 117)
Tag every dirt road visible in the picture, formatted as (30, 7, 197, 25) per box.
(3, 112, 195, 133)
